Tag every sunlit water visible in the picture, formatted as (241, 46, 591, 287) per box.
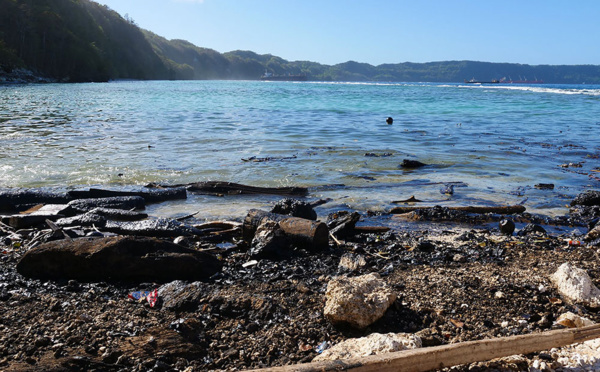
(1, 81, 599, 221)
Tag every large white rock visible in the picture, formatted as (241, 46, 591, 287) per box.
(313, 332, 421, 362)
(324, 273, 396, 329)
(550, 263, 600, 308)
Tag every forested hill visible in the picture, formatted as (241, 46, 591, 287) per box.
(1, 0, 599, 83)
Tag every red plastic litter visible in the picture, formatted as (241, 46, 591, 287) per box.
(147, 289, 158, 308)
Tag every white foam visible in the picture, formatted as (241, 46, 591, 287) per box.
(457, 84, 600, 96)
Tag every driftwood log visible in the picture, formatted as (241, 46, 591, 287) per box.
(249, 324, 600, 372)
(243, 209, 328, 250)
(67, 187, 187, 203)
(390, 205, 526, 215)
(147, 181, 308, 196)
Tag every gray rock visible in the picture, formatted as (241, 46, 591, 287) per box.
(550, 262, 600, 308)
(324, 273, 396, 329)
(313, 332, 421, 362)
(17, 236, 222, 282)
(338, 253, 367, 272)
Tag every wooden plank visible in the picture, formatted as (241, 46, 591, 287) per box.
(249, 324, 600, 372)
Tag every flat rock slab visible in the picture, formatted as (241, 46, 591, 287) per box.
(313, 332, 421, 362)
(324, 272, 397, 329)
(16, 236, 222, 282)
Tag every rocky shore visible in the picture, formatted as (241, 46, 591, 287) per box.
(1, 185, 600, 372)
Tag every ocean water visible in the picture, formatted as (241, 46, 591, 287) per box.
(1, 80, 599, 221)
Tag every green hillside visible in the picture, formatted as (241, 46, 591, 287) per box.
(1, 0, 599, 83)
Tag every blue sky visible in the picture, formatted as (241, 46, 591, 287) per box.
(94, 0, 600, 66)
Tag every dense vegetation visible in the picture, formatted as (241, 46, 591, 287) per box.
(1, 0, 599, 83)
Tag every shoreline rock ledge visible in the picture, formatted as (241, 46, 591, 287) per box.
(16, 236, 222, 282)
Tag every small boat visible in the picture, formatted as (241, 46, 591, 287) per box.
(260, 71, 307, 81)
(464, 78, 500, 84)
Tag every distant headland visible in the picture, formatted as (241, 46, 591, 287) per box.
(1, 0, 599, 84)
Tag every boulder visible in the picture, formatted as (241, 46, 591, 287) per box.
(550, 262, 600, 308)
(324, 273, 396, 329)
(313, 332, 421, 362)
(16, 236, 221, 282)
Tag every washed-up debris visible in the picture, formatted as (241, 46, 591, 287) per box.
(241, 155, 297, 162)
(68, 196, 145, 213)
(0, 188, 70, 210)
(249, 220, 291, 259)
(128, 289, 159, 308)
(365, 152, 393, 157)
(327, 211, 360, 239)
(323, 273, 396, 329)
(147, 181, 308, 196)
(243, 209, 329, 251)
(271, 198, 317, 220)
(104, 218, 204, 237)
(390, 204, 526, 215)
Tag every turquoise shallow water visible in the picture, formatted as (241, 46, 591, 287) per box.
(1, 81, 599, 220)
